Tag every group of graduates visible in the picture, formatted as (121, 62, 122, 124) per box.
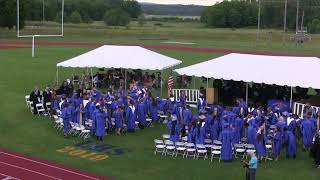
(166, 95, 320, 165)
(49, 82, 320, 166)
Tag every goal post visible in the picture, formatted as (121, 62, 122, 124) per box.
(17, 0, 65, 57)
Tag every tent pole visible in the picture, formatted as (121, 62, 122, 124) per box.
(125, 69, 127, 93)
(290, 87, 293, 108)
(193, 76, 196, 89)
(56, 67, 59, 85)
(90, 68, 93, 89)
(160, 70, 163, 98)
(246, 82, 249, 106)
(206, 78, 209, 89)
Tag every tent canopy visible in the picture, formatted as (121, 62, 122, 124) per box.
(57, 45, 182, 70)
(175, 53, 320, 89)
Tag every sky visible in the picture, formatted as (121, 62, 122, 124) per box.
(136, 0, 222, 6)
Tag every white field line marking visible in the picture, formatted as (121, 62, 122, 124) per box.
(0, 152, 100, 180)
(0, 172, 21, 180)
(0, 161, 61, 180)
(162, 41, 195, 45)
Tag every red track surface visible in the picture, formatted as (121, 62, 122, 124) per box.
(0, 149, 111, 180)
(0, 41, 318, 57)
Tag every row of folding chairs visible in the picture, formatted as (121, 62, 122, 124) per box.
(25, 95, 51, 116)
(154, 139, 223, 162)
(53, 115, 91, 139)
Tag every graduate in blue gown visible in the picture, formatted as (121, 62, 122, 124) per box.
(115, 106, 123, 135)
(150, 98, 159, 124)
(95, 105, 107, 141)
(126, 100, 136, 132)
(273, 127, 282, 161)
(235, 115, 244, 143)
(183, 105, 193, 127)
(61, 104, 70, 137)
(247, 118, 257, 145)
(300, 117, 315, 150)
(167, 115, 181, 142)
(67, 101, 76, 122)
(75, 103, 87, 125)
(137, 100, 147, 126)
(219, 124, 233, 161)
(255, 126, 267, 160)
(195, 117, 206, 145)
(209, 116, 220, 142)
(91, 104, 100, 135)
(284, 127, 297, 158)
(188, 121, 196, 143)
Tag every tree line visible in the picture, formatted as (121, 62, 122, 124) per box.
(201, 0, 320, 33)
(0, 0, 141, 29)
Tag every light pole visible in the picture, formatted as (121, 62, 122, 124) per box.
(256, 0, 261, 43)
(296, 0, 300, 33)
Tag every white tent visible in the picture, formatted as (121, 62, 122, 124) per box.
(57, 45, 182, 70)
(175, 53, 320, 105)
(56, 45, 182, 93)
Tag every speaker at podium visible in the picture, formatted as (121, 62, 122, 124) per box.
(206, 88, 218, 104)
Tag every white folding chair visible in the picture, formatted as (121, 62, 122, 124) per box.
(164, 140, 175, 157)
(205, 139, 212, 145)
(36, 103, 46, 116)
(45, 102, 51, 115)
(154, 139, 166, 155)
(211, 145, 221, 162)
(29, 101, 34, 114)
(181, 136, 188, 142)
(196, 144, 208, 160)
(185, 143, 196, 159)
(175, 142, 186, 158)
(245, 144, 256, 159)
(79, 124, 90, 139)
(213, 140, 222, 146)
(135, 121, 140, 130)
(146, 118, 152, 127)
(233, 144, 246, 159)
(25, 95, 30, 107)
(162, 134, 170, 141)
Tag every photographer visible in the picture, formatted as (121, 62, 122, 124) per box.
(242, 151, 258, 180)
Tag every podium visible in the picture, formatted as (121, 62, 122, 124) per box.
(206, 88, 218, 104)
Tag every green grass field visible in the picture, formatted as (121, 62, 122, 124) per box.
(0, 21, 320, 180)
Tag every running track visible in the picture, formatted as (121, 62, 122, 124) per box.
(0, 41, 319, 57)
(0, 149, 111, 180)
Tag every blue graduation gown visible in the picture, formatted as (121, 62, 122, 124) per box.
(210, 120, 220, 141)
(235, 117, 244, 143)
(247, 125, 256, 145)
(168, 121, 181, 142)
(219, 129, 233, 161)
(285, 131, 297, 158)
(195, 126, 206, 144)
(95, 111, 107, 137)
(255, 134, 267, 156)
(273, 132, 282, 157)
(91, 109, 99, 134)
(183, 109, 193, 126)
(67, 105, 75, 122)
(89, 102, 96, 120)
(115, 111, 123, 129)
(126, 106, 136, 131)
(188, 126, 195, 143)
(205, 115, 213, 133)
(137, 103, 147, 126)
(61, 108, 70, 134)
(150, 104, 158, 122)
(300, 119, 315, 148)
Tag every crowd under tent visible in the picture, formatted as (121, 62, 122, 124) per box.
(56, 45, 182, 94)
(174, 53, 320, 107)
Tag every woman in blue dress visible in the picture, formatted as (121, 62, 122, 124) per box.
(273, 127, 282, 161)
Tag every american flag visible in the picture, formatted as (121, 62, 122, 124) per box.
(168, 69, 174, 97)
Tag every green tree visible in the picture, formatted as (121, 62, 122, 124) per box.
(103, 9, 130, 26)
(137, 14, 146, 27)
(122, 0, 141, 18)
(308, 19, 320, 33)
(69, 11, 82, 24)
(228, 9, 241, 28)
(0, 0, 26, 29)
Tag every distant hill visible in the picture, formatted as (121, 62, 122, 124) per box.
(140, 3, 206, 16)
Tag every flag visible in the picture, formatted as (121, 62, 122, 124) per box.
(168, 69, 174, 97)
